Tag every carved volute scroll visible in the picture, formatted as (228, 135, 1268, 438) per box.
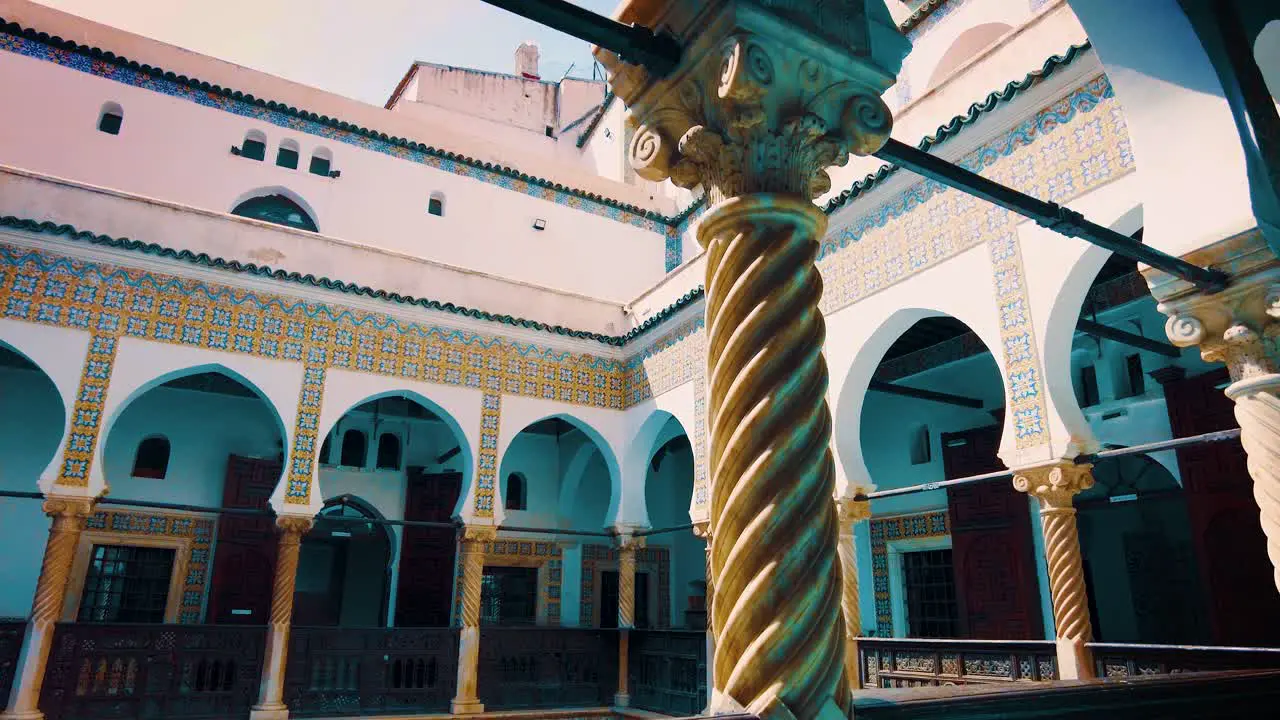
(598, 0, 906, 207)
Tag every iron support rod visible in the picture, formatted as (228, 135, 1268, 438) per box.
(856, 428, 1243, 501)
(476, 0, 681, 76)
(1074, 428, 1241, 464)
(1076, 319, 1181, 358)
(868, 378, 983, 408)
(873, 138, 1229, 292)
(634, 522, 696, 538)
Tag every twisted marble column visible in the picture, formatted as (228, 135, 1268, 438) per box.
(2, 497, 95, 720)
(598, 6, 901, 713)
(452, 525, 495, 715)
(836, 498, 871, 689)
(1013, 464, 1095, 680)
(251, 515, 314, 720)
(615, 535, 644, 706)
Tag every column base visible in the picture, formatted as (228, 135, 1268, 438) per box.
(614, 692, 631, 707)
(0, 710, 46, 720)
(1056, 638, 1095, 680)
(451, 699, 485, 715)
(248, 703, 289, 720)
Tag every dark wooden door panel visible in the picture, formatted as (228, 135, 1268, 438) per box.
(1162, 368, 1280, 646)
(396, 470, 461, 627)
(209, 455, 281, 625)
(943, 426, 1043, 640)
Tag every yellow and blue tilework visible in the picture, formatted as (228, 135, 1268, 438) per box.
(84, 509, 215, 623)
(286, 365, 326, 503)
(869, 510, 950, 637)
(57, 333, 117, 489)
(452, 539, 563, 624)
(475, 391, 502, 518)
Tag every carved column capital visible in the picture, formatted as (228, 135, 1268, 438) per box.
(42, 495, 96, 522)
(275, 515, 314, 540)
(461, 525, 498, 545)
(836, 497, 872, 535)
(692, 520, 711, 540)
(598, 1, 902, 207)
(1013, 462, 1094, 510)
(617, 534, 647, 554)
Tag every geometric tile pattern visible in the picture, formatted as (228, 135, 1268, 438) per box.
(452, 539, 564, 625)
(579, 543, 671, 629)
(625, 316, 705, 407)
(285, 365, 325, 503)
(0, 29, 676, 244)
(869, 510, 950, 637)
(474, 392, 502, 517)
(57, 333, 117, 489)
(83, 509, 216, 624)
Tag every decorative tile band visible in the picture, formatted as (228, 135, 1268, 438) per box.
(0, 25, 678, 243)
(869, 510, 950, 638)
(475, 392, 502, 518)
(579, 543, 671, 629)
(83, 509, 215, 624)
(988, 223, 1048, 448)
(285, 365, 325, 503)
(692, 373, 709, 512)
(452, 539, 564, 625)
(56, 333, 117, 489)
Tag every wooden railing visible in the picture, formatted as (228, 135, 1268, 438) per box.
(477, 627, 616, 710)
(1, 620, 24, 708)
(1088, 642, 1280, 678)
(629, 629, 707, 716)
(283, 627, 458, 717)
(858, 638, 1060, 688)
(38, 623, 265, 720)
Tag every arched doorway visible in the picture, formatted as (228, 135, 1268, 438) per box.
(642, 417, 703, 630)
(0, 342, 68, 618)
(1076, 454, 1208, 643)
(294, 496, 394, 627)
(853, 313, 1043, 640)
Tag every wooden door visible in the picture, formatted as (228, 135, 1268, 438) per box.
(208, 455, 281, 625)
(1161, 368, 1280, 646)
(395, 469, 461, 627)
(943, 426, 1043, 640)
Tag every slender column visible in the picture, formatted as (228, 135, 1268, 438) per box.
(451, 525, 496, 715)
(2, 497, 95, 720)
(615, 534, 644, 706)
(1149, 232, 1280, 593)
(836, 498, 871, 689)
(250, 516, 314, 720)
(1013, 464, 1095, 680)
(601, 5, 901, 715)
(692, 521, 714, 713)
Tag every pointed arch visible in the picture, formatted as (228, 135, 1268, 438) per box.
(0, 338, 69, 490)
(500, 412, 621, 530)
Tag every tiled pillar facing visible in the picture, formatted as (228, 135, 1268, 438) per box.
(1013, 464, 1096, 680)
(452, 525, 496, 715)
(1148, 232, 1280, 595)
(614, 534, 644, 707)
(250, 516, 314, 720)
(599, 2, 903, 715)
(54, 334, 118, 494)
(836, 498, 871, 688)
(2, 497, 96, 720)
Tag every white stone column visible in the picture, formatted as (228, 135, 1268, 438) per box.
(1148, 230, 1280, 593)
(451, 525, 495, 715)
(1, 497, 95, 720)
(250, 516, 314, 720)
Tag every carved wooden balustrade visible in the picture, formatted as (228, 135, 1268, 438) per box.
(282, 627, 457, 717)
(1088, 643, 1280, 678)
(859, 638, 1060, 688)
(37, 623, 265, 720)
(629, 629, 707, 716)
(1, 620, 24, 707)
(477, 627, 616, 710)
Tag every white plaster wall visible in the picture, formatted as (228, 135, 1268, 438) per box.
(0, 178, 629, 337)
(0, 49, 668, 301)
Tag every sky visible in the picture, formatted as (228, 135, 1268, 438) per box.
(32, 0, 620, 106)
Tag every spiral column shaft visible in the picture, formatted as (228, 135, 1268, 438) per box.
(836, 499, 870, 689)
(2, 498, 95, 719)
(1228, 377, 1280, 591)
(452, 525, 495, 715)
(252, 516, 313, 719)
(700, 195, 848, 720)
(1013, 464, 1095, 680)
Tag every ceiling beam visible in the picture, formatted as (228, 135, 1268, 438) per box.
(1076, 318, 1181, 358)
(868, 379, 984, 409)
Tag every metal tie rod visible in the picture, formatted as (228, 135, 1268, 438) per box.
(477, 0, 681, 76)
(856, 427, 1242, 501)
(873, 139, 1229, 293)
